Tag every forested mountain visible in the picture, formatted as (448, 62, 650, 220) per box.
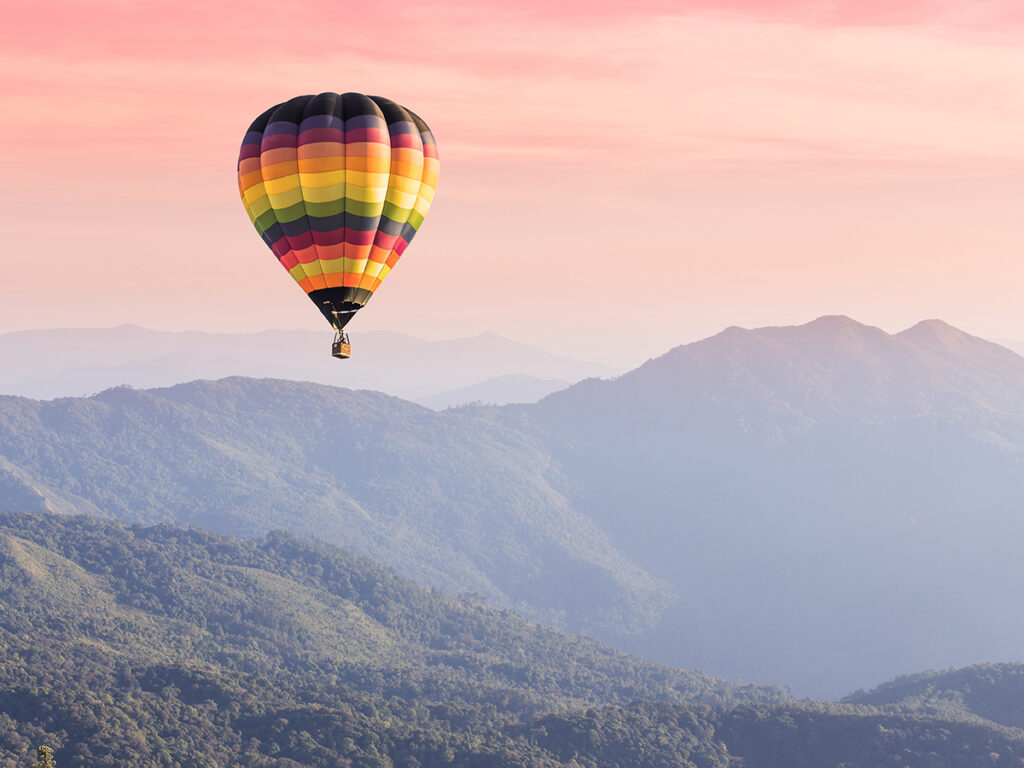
(4, 511, 1024, 768)
(1, 316, 1022, 696)
(0, 376, 668, 643)
(0, 510, 776, 767)
(845, 664, 1024, 730)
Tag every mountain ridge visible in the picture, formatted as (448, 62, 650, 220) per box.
(1, 315, 1022, 697)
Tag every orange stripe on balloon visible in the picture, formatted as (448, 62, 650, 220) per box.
(297, 155, 345, 173)
(317, 243, 345, 260)
(294, 246, 318, 264)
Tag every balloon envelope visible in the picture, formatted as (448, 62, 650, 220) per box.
(237, 92, 439, 329)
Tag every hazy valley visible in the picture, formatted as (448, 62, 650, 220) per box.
(0, 326, 613, 406)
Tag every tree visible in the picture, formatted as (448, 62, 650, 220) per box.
(31, 746, 55, 768)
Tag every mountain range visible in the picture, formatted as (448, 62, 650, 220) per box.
(0, 325, 613, 404)
(1, 316, 1022, 697)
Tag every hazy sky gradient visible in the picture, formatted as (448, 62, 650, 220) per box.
(3, 0, 1022, 362)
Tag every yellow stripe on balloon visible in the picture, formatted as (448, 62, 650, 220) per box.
(386, 189, 419, 208)
(246, 194, 273, 217)
(345, 184, 388, 203)
(267, 186, 304, 208)
(342, 170, 389, 188)
(298, 183, 346, 203)
(264, 174, 302, 195)
(298, 170, 346, 188)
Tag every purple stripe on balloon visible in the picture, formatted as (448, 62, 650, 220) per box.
(263, 222, 283, 243)
(298, 127, 346, 144)
(238, 143, 262, 160)
(261, 133, 297, 151)
(300, 114, 344, 131)
(385, 121, 418, 135)
(280, 218, 312, 238)
(264, 120, 299, 136)
(376, 216, 405, 237)
(399, 222, 419, 243)
(298, 127, 389, 144)
(345, 114, 385, 130)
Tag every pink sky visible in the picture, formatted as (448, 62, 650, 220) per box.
(2, 0, 1023, 362)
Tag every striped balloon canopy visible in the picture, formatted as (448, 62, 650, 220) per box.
(237, 92, 439, 330)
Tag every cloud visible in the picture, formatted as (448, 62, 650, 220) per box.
(6, 3, 1024, 197)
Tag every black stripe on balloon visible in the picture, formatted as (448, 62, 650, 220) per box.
(376, 216, 406, 236)
(341, 92, 383, 117)
(280, 218, 314, 237)
(308, 287, 366, 329)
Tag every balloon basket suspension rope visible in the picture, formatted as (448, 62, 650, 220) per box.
(330, 307, 352, 359)
(331, 329, 352, 359)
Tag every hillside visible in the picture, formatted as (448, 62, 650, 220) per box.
(5, 511, 1024, 768)
(1, 316, 1023, 696)
(0, 377, 668, 641)
(846, 663, 1024, 730)
(0, 510, 777, 767)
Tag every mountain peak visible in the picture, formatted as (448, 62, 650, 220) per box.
(688, 316, 887, 361)
(805, 314, 865, 329)
(715, 316, 883, 342)
(898, 318, 975, 349)
(896, 319, 1018, 360)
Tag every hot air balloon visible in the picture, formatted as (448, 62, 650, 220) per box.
(237, 92, 439, 358)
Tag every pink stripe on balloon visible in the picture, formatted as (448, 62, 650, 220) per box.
(261, 133, 297, 151)
(373, 232, 399, 250)
(344, 228, 376, 246)
(271, 238, 290, 258)
(345, 127, 390, 143)
(312, 229, 345, 246)
(390, 134, 421, 148)
(288, 230, 314, 250)
(298, 127, 345, 144)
